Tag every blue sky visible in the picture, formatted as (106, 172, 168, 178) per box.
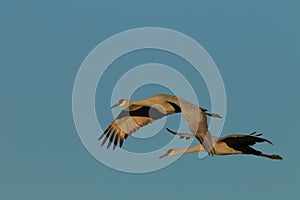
(1, 1, 299, 199)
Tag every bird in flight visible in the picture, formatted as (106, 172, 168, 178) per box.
(98, 94, 221, 154)
(159, 128, 283, 160)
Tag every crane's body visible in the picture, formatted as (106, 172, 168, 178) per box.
(160, 128, 283, 160)
(98, 94, 221, 152)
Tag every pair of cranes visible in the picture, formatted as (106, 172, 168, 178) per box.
(98, 94, 282, 160)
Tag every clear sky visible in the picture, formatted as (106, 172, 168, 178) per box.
(1, 0, 299, 199)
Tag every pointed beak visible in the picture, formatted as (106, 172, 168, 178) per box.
(111, 103, 120, 109)
(159, 152, 169, 159)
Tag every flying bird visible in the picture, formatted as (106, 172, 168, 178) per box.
(159, 128, 283, 160)
(98, 94, 221, 153)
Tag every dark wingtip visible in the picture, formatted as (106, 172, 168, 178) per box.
(215, 114, 222, 119)
(98, 134, 105, 141)
(249, 131, 263, 137)
(249, 131, 257, 136)
(113, 134, 119, 150)
(249, 131, 273, 145)
(106, 133, 115, 149)
(166, 128, 177, 135)
(261, 137, 273, 145)
(107, 139, 113, 149)
(265, 139, 273, 145)
(101, 131, 111, 147)
(119, 138, 124, 148)
(207, 113, 222, 118)
(99, 126, 112, 141)
(101, 138, 108, 147)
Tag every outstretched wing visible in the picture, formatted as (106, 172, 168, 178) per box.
(219, 132, 273, 157)
(220, 132, 273, 147)
(175, 98, 216, 155)
(98, 105, 166, 149)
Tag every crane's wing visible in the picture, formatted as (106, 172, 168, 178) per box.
(175, 98, 216, 155)
(98, 105, 166, 149)
(220, 132, 273, 147)
(220, 133, 276, 158)
(166, 128, 195, 140)
(165, 96, 222, 118)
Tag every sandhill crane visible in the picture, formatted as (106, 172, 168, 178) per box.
(98, 94, 221, 153)
(159, 128, 282, 160)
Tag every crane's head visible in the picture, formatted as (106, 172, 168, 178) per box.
(159, 149, 177, 159)
(111, 99, 130, 108)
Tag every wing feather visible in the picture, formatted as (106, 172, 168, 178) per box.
(99, 105, 165, 149)
(176, 97, 216, 155)
(220, 133, 273, 146)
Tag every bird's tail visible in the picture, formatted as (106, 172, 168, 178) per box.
(260, 153, 283, 160)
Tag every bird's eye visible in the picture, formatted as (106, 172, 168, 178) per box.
(119, 99, 124, 104)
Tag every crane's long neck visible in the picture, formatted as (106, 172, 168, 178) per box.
(172, 144, 205, 156)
